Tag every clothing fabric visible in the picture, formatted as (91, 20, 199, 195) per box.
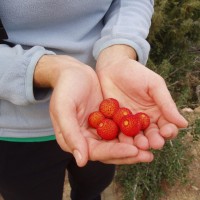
(0, 0, 154, 141)
(0, 140, 115, 200)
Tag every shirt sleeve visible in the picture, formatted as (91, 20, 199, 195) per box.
(0, 44, 55, 105)
(93, 0, 154, 65)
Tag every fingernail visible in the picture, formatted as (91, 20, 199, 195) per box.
(183, 117, 189, 126)
(179, 115, 188, 126)
(73, 150, 82, 164)
(150, 153, 154, 162)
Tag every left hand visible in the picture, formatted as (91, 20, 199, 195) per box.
(96, 45, 188, 150)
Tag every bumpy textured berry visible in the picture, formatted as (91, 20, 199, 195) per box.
(119, 114, 141, 137)
(97, 119, 119, 140)
(88, 111, 105, 128)
(113, 107, 132, 125)
(99, 98, 120, 118)
(135, 112, 150, 130)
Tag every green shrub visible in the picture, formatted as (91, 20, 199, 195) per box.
(116, 1, 200, 199)
(192, 117, 200, 141)
(148, 0, 200, 107)
(116, 131, 190, 200)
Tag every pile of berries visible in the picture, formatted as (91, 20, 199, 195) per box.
(88, 98, 150, 140)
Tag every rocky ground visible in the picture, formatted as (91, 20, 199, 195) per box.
(159, 137, 200, 200)
(159, 106, 200, 200)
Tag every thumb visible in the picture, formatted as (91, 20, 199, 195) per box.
(150, 81, 188, 128)
(62, 117, 89, 167)
(51, 113, 89, 167)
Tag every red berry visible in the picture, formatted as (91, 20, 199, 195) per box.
(88, 111, 105, 128)
(113, 107, 132, 125)
(99, 98, 120, 118)
(119, 114, 141, 137)
(97, 119, 119, 140)
(135, 112, 150, 130)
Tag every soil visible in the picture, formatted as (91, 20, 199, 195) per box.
(159, 138, 200, 200)
(159, 108, 200, 200)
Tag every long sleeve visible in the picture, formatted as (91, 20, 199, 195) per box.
(93, 0, 154, 65)
(0, 44, 55, 105)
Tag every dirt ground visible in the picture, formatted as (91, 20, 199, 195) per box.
(159, 107, 200, 200)
(159, 138, 200, 200)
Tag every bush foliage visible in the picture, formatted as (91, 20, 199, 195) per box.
(148, 0, 200, 107)
(116, 131, 191, 200)
(116, 0, 200, 199)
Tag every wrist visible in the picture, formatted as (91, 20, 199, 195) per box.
(107, 45, 138, 60)
(34, 55, 95, 89)
(34, 55, 66, 88)
(96, 45, 137, 69)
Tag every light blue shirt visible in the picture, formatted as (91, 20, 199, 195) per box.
(0, 0, 154, 140)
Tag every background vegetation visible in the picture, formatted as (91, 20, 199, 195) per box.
(115, 0, 200, 199)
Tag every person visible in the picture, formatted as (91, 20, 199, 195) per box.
(0, 1, 188, 200)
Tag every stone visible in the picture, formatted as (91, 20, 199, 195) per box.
(181, 108, 194, 113)
(194, 106, 200, 114)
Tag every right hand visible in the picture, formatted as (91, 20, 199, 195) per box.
(95, 45, 188, 151)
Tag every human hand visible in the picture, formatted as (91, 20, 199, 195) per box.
(83, 130, 154, 165)
(34, 55, 153, 167)
(34, 55, 103, 167)
(96, 45, 188, 150)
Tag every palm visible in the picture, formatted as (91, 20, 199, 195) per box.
(97, 59, 166, 119)
(83, 128, 153, 165)
(49, 64, 153, 166)
(49, 65, 104, 165)
(97, 58, 187, 150)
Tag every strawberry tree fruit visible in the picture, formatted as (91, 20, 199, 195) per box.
(99, 98, 120, 118)
(97, 118, 119, 140)
(88, 111, 105, 128)
(119, 114, 141, 137)
(135, 112, 150, 130)
(113, 107, 132, 125)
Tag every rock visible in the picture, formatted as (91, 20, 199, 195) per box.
(191, 186, 199, 191)
(196, 85, 200, 102)
(194, 106, 200, 114)
(181, 108, 194, 113)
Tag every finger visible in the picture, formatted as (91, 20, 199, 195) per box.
(50, 113, 71, 152)
(118, 132, 134, 145)
(145, 123, 165, 149)
(51, 111, 88, 167)
(157, 117, 179, 139)
(150, 78, 188, 128)
(118, 132, 150, 150)
(61, 117, 88, 167)
(55, 131, 71, 152)
(132, 132, 150, 150)
(102, 150, 154, 165)
(160, 124, 179, 140)
(87, 139, 139, 161)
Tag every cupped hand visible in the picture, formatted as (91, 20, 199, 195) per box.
(35, 55, 153, 167)
(96, 45, 188, 150)
(49, 56, 104, 167)
(83, 129, 153, 165)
